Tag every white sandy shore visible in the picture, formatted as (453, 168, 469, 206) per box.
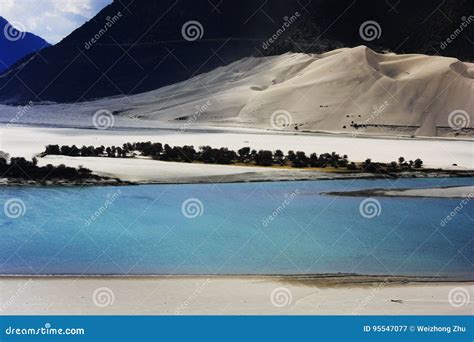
(1, 125, 473, 179)
(327, 186, 474, 199)
(37, 155, 375, 183)
(38, 156, 282, 183)
(382, 186, 474, 198)
(0, 277, 472, 315)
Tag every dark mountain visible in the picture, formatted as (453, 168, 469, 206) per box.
(0, 16, 50, 74)
(0, 0, 472, 104)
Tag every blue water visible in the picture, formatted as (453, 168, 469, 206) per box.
(1, 178, 473, 278)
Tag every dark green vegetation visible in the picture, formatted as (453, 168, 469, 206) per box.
(42, 142, 425, 174)
(0, 152, 110, 184)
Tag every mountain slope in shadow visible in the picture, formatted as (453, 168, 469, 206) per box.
(0, 0, 471, 104)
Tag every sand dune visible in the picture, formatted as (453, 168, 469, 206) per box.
(0, 46, 472, 138)
(143, 46, 473, 137)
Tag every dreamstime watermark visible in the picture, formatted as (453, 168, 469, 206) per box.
(440, 16, 474, 50)
(270, 110, 292, 130)
(262, 189, 300, 227)
(181, 198, 204, 219)
(3, 21, 26, 41)
(270, 287, 293, 307)
(359, 198, 381, 219)
(174, 278, 211, 314)
(359, 21, 382, 41)
(3, 198, 26, 219)
(179, 100, 212, 133)
(262, 12, 301, 50)
(366, 100, 390, 125)
(440, 192, 473, 227)
(351, 100, 390, 136)
(84, 190, 122, 227)
(92, 109, 115, 130)
(448, 287, 470, 308)
(181, 21, 204, 41)
(448, 110, 471, 131)
(92, 287, 115, 307)
(351, 279, 388, 314)
(84, 12, 123, 50)
(0, 279, 34, 313)
(4, 323, 85, 336)
(6, 101, 34, 128)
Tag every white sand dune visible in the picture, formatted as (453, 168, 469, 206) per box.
(146, 46, 473, 138)
(0, 46, 472, 138)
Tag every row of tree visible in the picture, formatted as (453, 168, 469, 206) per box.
(42, 143, 424, 172)
(0, 152, 96, 181)
(43, 143, 352, 168)
(362, 157, 423, 173)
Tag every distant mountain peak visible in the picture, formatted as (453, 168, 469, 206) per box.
(0, 16, 50, 74)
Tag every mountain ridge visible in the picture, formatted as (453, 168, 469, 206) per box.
(0, 16, 50, 74)
(0, 0, 472, 104)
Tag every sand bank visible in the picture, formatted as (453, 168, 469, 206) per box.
(326, 186, 474, 199)
(0, 276, 472, 315)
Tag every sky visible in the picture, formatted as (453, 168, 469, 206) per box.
(0, 0, 112, 44)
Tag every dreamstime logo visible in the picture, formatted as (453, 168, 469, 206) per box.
(179, 100, 212, 133)
(367, 100, 390, 125)
(262, 12, 301, 50)
(359, 198, 381, 219)
(352, 100, 390, 132)
(92, 109, 115, 130)
(92, 287, 115, 307)
(448, 110, 470, 131)
(440, 16, 474, 50)
(3, 198, 26, 219)
(448, 287, 470, 308)
(84, 190, 122, 227)
(270, 287, 292, 307)
(181, 198, 204, 219)
(351, 279, 388, 314)
(174, 278, 211, 315)
(270, 110, 292, 130)
(262, 189, 300, 227)
(3, 21, 26, 42)
(440, 192, 473, 227)
(0, 279, 33, 312)
(359, 21, 382, 41)
(7, 101, 34, 128)
(84, 12, 123, 50)
(181, 21, 204, 41)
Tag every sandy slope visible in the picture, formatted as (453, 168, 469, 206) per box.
(0, 277, 472, 315)
(0, 47, 472, 138)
